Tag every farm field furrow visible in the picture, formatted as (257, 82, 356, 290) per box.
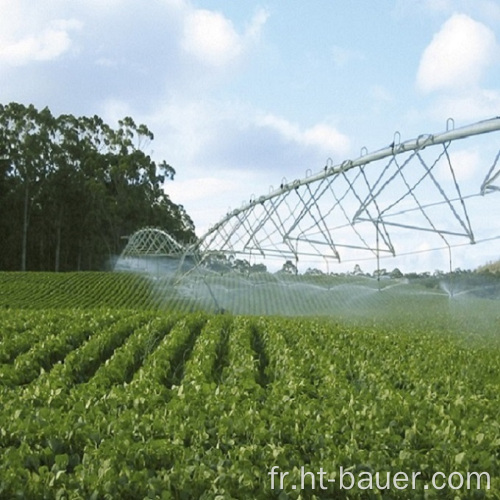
(1, 307, 499, 499)
(0, 272, 162, 310)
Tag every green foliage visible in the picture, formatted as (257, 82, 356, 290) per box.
(477, 259, 500, 274)
(0, 272, 162, 310)
(0, 102, 195, 271)
(0, 305, 499, 498)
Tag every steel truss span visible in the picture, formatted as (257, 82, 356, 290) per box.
(192, 117, 500, 272)
(121, 227, 186, 257)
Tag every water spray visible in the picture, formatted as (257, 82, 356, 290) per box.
(114, 118, 500, 324)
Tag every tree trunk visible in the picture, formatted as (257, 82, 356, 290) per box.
(55, 224, 61, 272)
(21, 182, 29, 271)
(77, 241, 82, 271)
(39, 234, 44, 271)
(55, 206, 63, 272)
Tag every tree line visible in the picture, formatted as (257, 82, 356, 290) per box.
(0, 102, 195, 271)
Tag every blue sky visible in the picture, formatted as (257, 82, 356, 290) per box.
(1, 0, 500, 271)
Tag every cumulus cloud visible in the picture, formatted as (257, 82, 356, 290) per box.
(0, 19, 81, 66)
(200, 112, 351, 177)
(181, 7, 268, 67)
(0, 0, 347, 236)
(258, 114, 351, 158)
(0, 1, 268, 109)
(0, 0, 82, 66)
(182, 10, 242, 67)
(416, 13, 498, 93)
(135, 98, 351, 179)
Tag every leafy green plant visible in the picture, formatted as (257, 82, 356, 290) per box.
(1, 307, 499, 498)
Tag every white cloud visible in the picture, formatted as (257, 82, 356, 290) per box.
(166, 177, 242, 204)
(163, 171, 273, 236)
(116, 97, 352, 236)
(142, 99, 217, 167)
(181, 7, 268, 68)
(304, 124, 351, 153)
(258, 114, 351, 158)
(0, 0, 82, 66)
(101, 99, 134, 124)
(181, 10, 242, 67)
(0, 17, 81, 66)
(245, 8, 269, 42)
(136, 97, 351, 177)
(417, 13, 498, 93)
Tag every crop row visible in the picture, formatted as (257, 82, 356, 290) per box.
(0, 272, 162, 310)
(0, 310, 499, 498)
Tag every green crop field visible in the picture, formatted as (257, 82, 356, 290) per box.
(1, 272, 499, 499)
(0, 272, 164, 310)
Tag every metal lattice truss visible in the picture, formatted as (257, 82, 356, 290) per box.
(121, 227, 185, 257)
(196, 117, 500, 268)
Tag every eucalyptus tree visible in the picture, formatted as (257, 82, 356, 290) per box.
(0, 103, 195, 271)
(0, 103, 56, 271)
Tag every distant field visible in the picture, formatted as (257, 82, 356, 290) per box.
(0, 271, 499, 498)
(0, 272, 161, 310)
(1, 271, 499, 338)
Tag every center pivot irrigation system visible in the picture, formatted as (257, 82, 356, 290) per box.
(121, 117, 500, 277)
